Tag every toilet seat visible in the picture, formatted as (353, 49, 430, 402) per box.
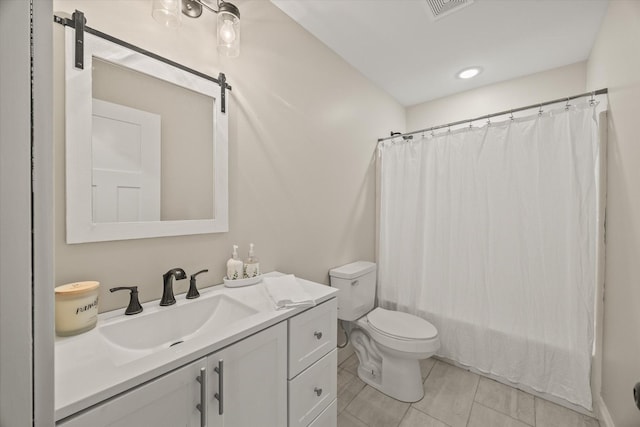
(367, 308, 438, 340)
(356, 308, 440, 355)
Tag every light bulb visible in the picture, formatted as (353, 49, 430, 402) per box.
(219, 19, 236, 44)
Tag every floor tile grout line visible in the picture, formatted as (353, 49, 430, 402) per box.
(338, 390, 359, 416)
(473, 400, 534, 427)
(412, 360, 467, 427)
(471, 376, 536, 426)
(344, 403, 371, 426)
(396, 404, 412, 427)
(339, 380, 365, 413)
(410, 404, 452, 427)
(345, 385, 390, 427)
(465, 374, 481, 427)
(422, 360, 436, 384)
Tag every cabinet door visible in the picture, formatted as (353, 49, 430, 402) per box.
(207, 322, 287, 427)
(57, 358, 207, 427)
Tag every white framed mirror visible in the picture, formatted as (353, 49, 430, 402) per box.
(64, 26, 228, 243)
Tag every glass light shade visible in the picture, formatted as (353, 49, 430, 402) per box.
(217, 9, 240, 57)
(152, 0, 182, 28)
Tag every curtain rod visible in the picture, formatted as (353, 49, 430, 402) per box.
(378, 88, 608, 143)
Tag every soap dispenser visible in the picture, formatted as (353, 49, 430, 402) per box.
(244, 243, 260, 278)
(226, 245, 244, 280)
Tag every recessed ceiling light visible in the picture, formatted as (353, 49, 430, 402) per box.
(457, 67, 482, 79)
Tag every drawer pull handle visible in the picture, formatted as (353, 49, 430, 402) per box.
(314, 387, 323, 397)
(314, 331, 323, 340)
(214, 359, 224, 415)
(195, 367, 206, 427)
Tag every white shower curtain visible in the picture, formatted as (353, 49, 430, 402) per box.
(378, 103, 600, 410)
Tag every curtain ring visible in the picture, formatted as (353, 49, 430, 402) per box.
(509, 110, 514, 121)
(565, 97, 571, 111)
(589, 91, 596, 106)
(486, 115, 491, 126)
(538, 105, 543, 116)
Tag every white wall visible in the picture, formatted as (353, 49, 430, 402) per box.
(52, 0, 405, 312)
(0, 1, 34, 425)
(407, 61, 587, 130)
(33, 0, 56, 423)
(586, 2, 640, 426)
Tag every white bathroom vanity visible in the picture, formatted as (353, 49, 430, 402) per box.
(55, 273, 338, 427)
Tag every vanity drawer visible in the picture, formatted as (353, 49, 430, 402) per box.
(288, 349, 337, 427)
(308, 398, 337, 427)
(288, 298, 337, 378)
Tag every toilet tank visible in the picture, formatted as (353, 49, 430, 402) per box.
(329, 261, 377, 321)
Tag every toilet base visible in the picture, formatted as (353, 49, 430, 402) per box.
(356, 353, 426, 403)
(346, 316, 439, 403)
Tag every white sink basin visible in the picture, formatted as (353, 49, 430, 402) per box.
(99, 293, 258, 365)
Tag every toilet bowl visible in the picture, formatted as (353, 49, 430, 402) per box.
(329, 262, 440, 403)
(350, 307, 439, 402)
(359, 307, 439, 356)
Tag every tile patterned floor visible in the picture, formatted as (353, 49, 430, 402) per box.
(337, 354, 600, 427)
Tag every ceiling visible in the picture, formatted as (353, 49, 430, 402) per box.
(270, 0, 609, 107)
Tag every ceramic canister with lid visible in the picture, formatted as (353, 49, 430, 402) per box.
(55, 281, 100, 336)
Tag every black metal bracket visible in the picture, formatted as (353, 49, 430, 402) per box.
(219, 73, 227, 114)
(53, 10, 233, 113)
(72, 10, 86, 69)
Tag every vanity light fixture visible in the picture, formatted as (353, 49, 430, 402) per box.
(152, 0, 241, 57)
(457, 66, 482, 79)
(152, 0, 182, 28)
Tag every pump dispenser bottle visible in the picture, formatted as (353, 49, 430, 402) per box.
(244, 243, 260, 278)
(226, 245, 243, 280)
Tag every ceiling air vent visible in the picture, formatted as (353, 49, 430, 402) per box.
(425, 0, 474, 20)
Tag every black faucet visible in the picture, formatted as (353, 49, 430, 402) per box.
(160, 268, 187, 306)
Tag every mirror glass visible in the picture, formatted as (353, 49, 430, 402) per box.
(91, 58, 214, 223)
(65, 28, 228, 243)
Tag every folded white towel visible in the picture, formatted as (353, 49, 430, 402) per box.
(263, 274, 316, 310)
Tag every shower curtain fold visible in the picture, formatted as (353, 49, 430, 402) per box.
(378, 104, 600, 410)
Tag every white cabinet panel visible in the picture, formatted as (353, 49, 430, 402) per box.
(58, 358, 206, 427)
(208, 322, 287, 427)
(288, 349, 337, 427)
(288, 299, 337, 378)
(308, 399, 337, 427)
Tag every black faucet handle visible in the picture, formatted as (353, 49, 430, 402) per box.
(190, 269, 209, 281)
(109, 286, 143, 315)
(187, 269, 208, 299)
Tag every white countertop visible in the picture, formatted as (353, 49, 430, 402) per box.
(54, 272, 338, 421)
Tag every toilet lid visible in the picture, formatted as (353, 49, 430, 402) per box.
(367, 308, 438, 340)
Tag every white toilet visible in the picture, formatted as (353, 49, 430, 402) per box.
(329, 261, 440, 402)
